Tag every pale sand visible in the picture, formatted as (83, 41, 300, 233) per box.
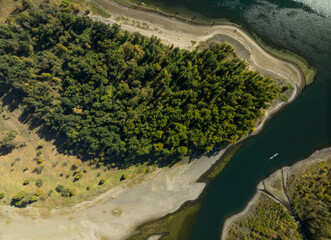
(0, 1, 307, 239)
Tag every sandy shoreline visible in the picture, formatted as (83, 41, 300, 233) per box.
(221, 147, 331, 240)
(0, 1, 307, 239)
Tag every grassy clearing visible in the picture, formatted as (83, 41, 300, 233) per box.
(128, 202, 201, 240)
(0, 0, 17, 24)
(88, 1, 111, 17)
(0, 97, 157, 208)
(66, 0, 112, 17)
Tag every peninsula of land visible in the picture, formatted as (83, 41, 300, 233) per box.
(0, 0, 312, 239)
(222, 147, 331, 240)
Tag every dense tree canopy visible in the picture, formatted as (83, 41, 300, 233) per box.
(0, 3, 281, 164)
(291, 162, 331, 240)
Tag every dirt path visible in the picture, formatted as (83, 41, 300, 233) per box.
(0, 1, 307, 239)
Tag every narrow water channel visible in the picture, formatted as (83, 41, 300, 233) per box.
(139, 0, 331, 239)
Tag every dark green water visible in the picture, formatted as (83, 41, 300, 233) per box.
(140, 0, 331, 239)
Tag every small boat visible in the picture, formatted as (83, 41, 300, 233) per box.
(269, 153, 279, 160)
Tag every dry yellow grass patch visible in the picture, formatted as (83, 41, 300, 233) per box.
(0, 95, 157, 208)
(0, 0, 17, 24)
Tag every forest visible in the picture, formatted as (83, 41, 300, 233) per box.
(291, 162, 331, 240)
(0, 2, 282, 165)
(227, 194, 303, 240)
(226, 161, 331, 240)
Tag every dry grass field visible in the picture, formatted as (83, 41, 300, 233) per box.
(0, 88, 157, 208)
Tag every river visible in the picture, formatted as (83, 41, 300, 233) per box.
(136, 0, 331, 239)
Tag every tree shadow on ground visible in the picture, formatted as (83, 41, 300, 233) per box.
(0, 145, 16, 156)
(0, 85, 224, 169)
(0, 85, 22, 112)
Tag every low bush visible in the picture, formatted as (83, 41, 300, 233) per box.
(23, 179, 30, 185)
(0, 192, 5, 199)
(55, 184, 64, 193)
(36, 178, 43, 187)
(120, 174, 127, 181)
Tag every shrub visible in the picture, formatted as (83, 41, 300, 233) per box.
(37, 141, 44, 149)
(55, 184, 64, 193)
(36, 150, 42, 156)
(23, 166, 29, 172)
(61, 188, 69, 197)
(70, 164, 78, 171)
(36, 178, 43, 187)
(0, 192, 5, 199)
(35, 189, 42, 196)
(12, 191, 26, 201)
(23, 179, 30, 185)
(48, 190, 53, 197)
(11, 191, 28, 207)
(99, 179, 106, 185)
(73, 4, 81, 13)
(120, 174, 127, 181)
(86, 185, 91, 191)
(0, 130, 17, 148)
(85, 9, 90, 15)
(68, 188, 77, 197)
(32, 166, 44, 174)
(74, 172, 83, 182)
(73, 169, 80, 175)
(37, 159, 44, 164)
(60, 187, 76, 197)
(30, 195, 38, 202)
(61, 189, 68, 197)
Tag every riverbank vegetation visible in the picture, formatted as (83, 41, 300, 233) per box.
(227, 193, 302, 240)
(0, 1, 283, 167)
(128, 202, 201, 240)
(289, 161, 331, 240)
(225, 159, 331, 240)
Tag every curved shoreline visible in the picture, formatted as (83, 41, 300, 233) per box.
(0, 1, 309, 240)
(102, 0, 316, 85)
(221, 147, 331, 240)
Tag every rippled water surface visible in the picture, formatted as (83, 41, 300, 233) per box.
(141, 0, 331, 239)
